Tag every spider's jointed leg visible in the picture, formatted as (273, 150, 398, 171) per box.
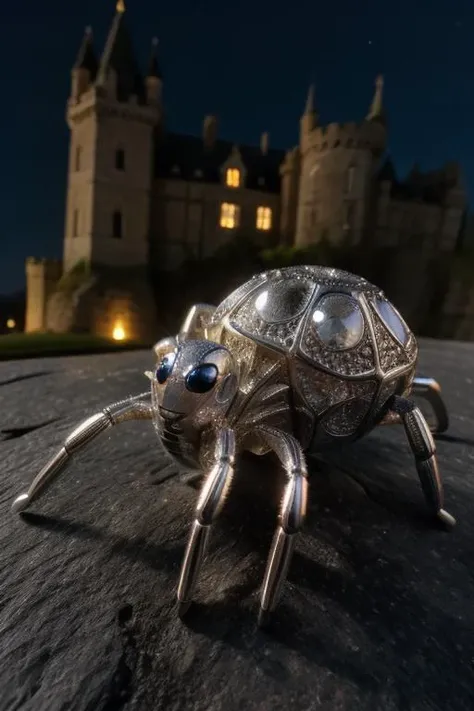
(411, 376, 449, 434)
(177, 427, 236, 616)
(11, 393, 153, 514)
(390, 395, 456, 528)
(256, 426, 308, 626)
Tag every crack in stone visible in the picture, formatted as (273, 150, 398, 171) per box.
(434, 433, 474, 447)
(0, 418, 61, 441)
(0, 371, 53, 387)
(101, 605, 137, 711)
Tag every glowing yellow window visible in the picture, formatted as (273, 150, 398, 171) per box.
(256, 206, 272, 231)
(226, 168, 240, 188)
(220, 202, 239, 229)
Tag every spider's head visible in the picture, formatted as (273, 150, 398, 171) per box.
(149, 337, 239, 429)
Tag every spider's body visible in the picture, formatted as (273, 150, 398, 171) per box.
(152, 265, 418, 471)
(12, 265, 455, 625)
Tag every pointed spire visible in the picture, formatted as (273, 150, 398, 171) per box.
(367, 74, 385, 122)
(96, 3, 144, 101)
(304, 84, 315, 115)
(300, 83, 317, 137)
(73, 26, 98, 76)
(148, 37, 162, 78)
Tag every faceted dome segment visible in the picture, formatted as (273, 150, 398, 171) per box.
(373, 298, 409, 345)
(312, 293, 365, 350)
(254, 278, 315, 324)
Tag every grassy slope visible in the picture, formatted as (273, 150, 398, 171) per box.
(0, 333, 150, 361)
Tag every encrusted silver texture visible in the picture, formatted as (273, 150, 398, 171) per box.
(12, 265, 456, 625)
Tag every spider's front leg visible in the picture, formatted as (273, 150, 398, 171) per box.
(411, 376, 449, 434)
(11, 392, 153, 513)
(255, 425, 308, 627)
(390, 395, 456, 528)
(177, 427, 236, 616)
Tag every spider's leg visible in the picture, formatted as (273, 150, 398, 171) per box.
(11, 392, 153, 514)
(179, 303, 216, 341)
(177, 427, 235, 616)
(411, 376, 449, 434)
(255, 425, 308, 627)
(390, 395, 456, 528)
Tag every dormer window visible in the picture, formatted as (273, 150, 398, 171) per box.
(115, 148, 125, 171)
(226, 168, 240, 188)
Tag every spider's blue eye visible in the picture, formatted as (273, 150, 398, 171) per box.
(156, 352, 176, 384)
(185, 364, 218, 393)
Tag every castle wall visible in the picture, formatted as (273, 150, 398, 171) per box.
(150, 179, 280, 270)
(374, 197, 443, 249)
(25, 258, 62, 332)
(295, 121, 385, 248)
(64, 92, 158, 273)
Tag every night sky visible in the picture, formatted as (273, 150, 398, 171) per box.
(0, 0, 472, 294)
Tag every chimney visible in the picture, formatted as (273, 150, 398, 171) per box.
(203, 115, 218, 149)
(260, 131, 269, 155)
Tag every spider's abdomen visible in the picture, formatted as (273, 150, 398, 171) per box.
(208, 265, 418, 450)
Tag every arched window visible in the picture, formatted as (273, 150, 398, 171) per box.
(115, 148, 125, 171)
(112, 210, 123, 238)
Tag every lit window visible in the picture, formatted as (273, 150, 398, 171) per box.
(115, 148, 125, 171)
(220, 202, 240, 229)
(73, 209, 79, 237)
(112, 210, 123, 238)
(226, 168, 240, 188)
(75, 146, 82, 171)
(256, 206, 272, 231)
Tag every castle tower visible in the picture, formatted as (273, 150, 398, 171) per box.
(294, 75, 387, 248)
(63, 1, 161, 273)
(25, 258, 62, 332)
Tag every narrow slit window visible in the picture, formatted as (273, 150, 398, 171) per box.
(112, 210, 123, 238)
(115, 148, 125, 171)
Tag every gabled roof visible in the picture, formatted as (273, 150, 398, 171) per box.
(154, 133, 285, 193)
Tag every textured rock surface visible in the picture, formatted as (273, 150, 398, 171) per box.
(0, 340, 473, 711)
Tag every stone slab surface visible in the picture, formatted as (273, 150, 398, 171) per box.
(0, 340, 473, 711)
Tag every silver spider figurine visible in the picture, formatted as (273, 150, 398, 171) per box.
(12, 265, 455, 625)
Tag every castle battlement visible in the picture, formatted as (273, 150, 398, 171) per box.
(306, 119, 385, 154)
(26, 257, 62, 266)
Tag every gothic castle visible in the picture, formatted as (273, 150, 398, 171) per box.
(25, 1, 470, 342)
